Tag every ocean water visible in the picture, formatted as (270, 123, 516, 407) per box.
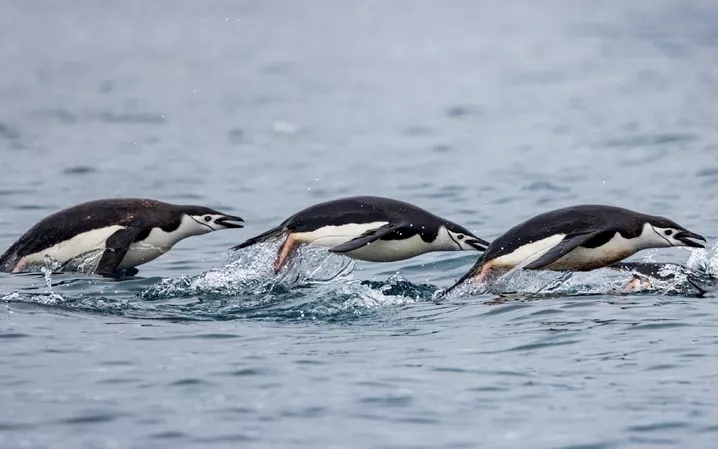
(2, 1, 718, 448)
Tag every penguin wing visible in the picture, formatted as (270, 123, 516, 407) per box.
(522, 231, 603, 270)
(95, 227, 144, 276)
(327, 224, 399, 253)
(607, 262, 678, 279)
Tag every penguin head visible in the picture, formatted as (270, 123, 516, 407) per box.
(646, 219, 706, 249)
(436, 223, 490, 252)
(179, 206, 245, 235)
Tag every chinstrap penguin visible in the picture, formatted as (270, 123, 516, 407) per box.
(607, 261, 718, 294)
(0, 198, 244, 276)
(444, 204, 706, 295)
(230, 195, 489, 273)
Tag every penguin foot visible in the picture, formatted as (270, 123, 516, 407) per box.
(274, 235, 300, 274)
(619, 275, 653, 293)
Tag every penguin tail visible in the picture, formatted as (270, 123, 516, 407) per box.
(0, 244, 21, 273)
(230, 225, 285, 251)
(0, 255, 14, 273)
(440, 256, 485, 298)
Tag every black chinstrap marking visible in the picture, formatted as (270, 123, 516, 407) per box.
(188, 215, 215, 232)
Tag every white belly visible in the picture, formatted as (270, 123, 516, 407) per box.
(546, 233, 638, 271)
(491, 234, 566, 268)
(116, 243, 168, 270)
(19, 226, 125, 269)
(490, 233, 640, 271)
(117, 227, 179, 270)
(343, 234, 432, 262)
(18, 225, 180, 273)
(294, 222, 390, 248)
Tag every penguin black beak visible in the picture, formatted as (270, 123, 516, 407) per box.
(675, 230, 706, 248)
(466, 237, 490, 251)
(216, 215, 245, 229)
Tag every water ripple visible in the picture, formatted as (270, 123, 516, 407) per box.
(3, 3, 718, 447)
(1, 245, 423, 323)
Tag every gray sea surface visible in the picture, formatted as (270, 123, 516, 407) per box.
(2, 1, 718, 448)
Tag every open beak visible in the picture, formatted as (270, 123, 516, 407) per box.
(466, 237, 490, 251)
(675, 230, 706, 248)
(216, 215, 245, 229)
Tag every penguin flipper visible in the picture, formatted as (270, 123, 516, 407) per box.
(327, 224, 398, 254)
(607, 262, 677, 279)
(96, 227, 143, 276)
(523, 231, 602, 270)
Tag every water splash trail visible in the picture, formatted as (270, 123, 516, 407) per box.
(439, 246, 718, 300)
(1, 243, 428, 322)
(2, 240, 716, 321)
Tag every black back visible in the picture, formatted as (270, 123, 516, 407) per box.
(0, 198, 218, 267)
(480, 204, 685, 262)
(441, 204, 687, 297)
(281, 195, 477, 243)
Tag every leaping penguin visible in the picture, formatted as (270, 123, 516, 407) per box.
(607, 261, 718, 294)
(443, 204, 706, 295)
(230, 195, 489, 273)
(0, 198, 244, 277)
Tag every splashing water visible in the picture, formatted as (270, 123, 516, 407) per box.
(133, 241, 423, 322)
(1, 240, 424, 322)
(439, 247, 718, 300)
(2, 238, 716, 322)
(141, 239, 358, 300)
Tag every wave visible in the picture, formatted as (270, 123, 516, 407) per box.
(1, 241, 715, 322)
(439, 245, 718, 299)
(0, 243, 429, 322)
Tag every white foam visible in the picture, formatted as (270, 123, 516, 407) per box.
(444, 246, 716, 298)
(143, 238, 358, 299)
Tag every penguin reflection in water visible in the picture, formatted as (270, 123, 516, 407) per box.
(0, 198, 244, 277)
(231, 196, 490, 273)
(443, 204, 706, 295)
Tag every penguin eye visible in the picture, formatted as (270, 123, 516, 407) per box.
(204, 215, 212, 222)
(665, 229, 673, 236)
(457, 234, 464, 240)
